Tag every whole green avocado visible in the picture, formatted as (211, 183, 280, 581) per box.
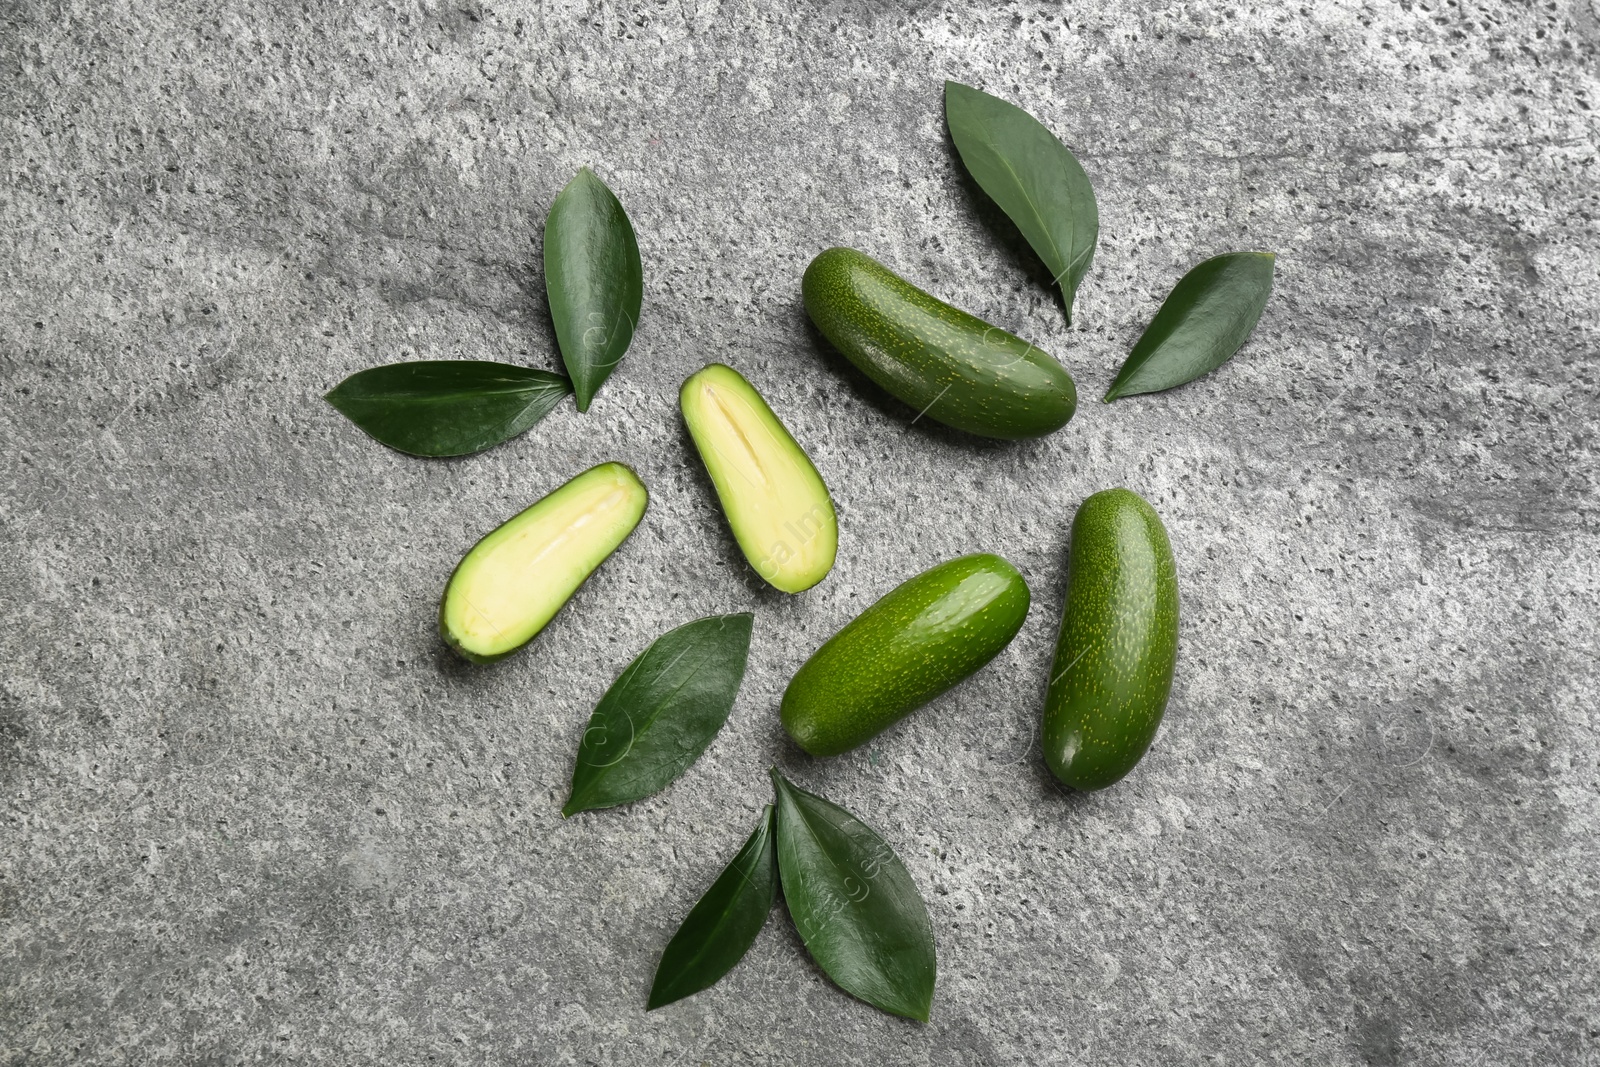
(802, 247, 1077, 439)
(782, 553, 1031, 757)
(1043, 489, 1179, 790)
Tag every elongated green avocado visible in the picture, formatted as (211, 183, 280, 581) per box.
(440, 462, 647, 663)
(680, 363, 838, 593)
(782, 553, 1031, 757)
(1043, 489, 1178, 790)
(801, 247, 1077, 439)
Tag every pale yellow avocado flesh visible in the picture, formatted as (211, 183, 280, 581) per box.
(440, 462, 648, 662)
(680, 364, 837, 593)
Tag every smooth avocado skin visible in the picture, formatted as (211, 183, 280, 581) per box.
(801, 247, 1077, 440)
(781, 553, 1031, 757)
(1043, 489, 1178, 790)
(440, 462, 648, 663)
(680, 363, 838, 593)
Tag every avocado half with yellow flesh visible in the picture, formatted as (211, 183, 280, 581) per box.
(680, 363, 838, 593)
(440, 462, 648, 663)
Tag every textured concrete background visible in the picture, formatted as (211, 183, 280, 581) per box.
(3, 1, 1598, 1064)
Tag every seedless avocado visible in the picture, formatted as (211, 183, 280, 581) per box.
(801, 247, 1077, 439)
(782, 553, 1031, 757)
(1043, 489, 1178, 790)
(440, 462, 648, 663)
(680, 363, 838, 593)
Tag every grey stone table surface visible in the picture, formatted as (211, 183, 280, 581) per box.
(2, 1, 1597, 1064)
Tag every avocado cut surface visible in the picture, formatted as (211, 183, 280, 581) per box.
(781, 553, 1031, 757)
(1043, 488, 1178, 790)
(801, 247, 1077, 439)
(680, 363, 838, 593)
(440, 462, 648, 663)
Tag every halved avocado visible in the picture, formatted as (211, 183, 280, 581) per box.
(680, 363, 838, 593)
(440, 462, 648, 662)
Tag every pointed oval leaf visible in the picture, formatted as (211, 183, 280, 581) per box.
(770, 770, 936, 1022)
(324, 360, 572, 457)
(544, 167, 643, 412)
(1105, 252, 1276, 401)
(648, 805, 777, 1010)
(564, 614, 754, 816)
(945, 80, 1098, 323)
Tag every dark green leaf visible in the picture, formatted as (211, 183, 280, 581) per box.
(324, 360, 572, 457)
(564, 614, 754, 816)
(769, 770, 936, 1022)
(544, 167, 643, 412)
(648, 805, 777, 1010)
(945, 80, 1098, 323)
(1104, 252, 1276, 401)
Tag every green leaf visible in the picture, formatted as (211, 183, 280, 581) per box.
(945, 80, 1099, 323)
(324, 360, 572, 457)
(648, 805, 777, 1010)
(1104, 252, 1277, 402)
(544, 167, 643, 412)
(563, 614, 754, 816)
(769, 770, 936, 1022)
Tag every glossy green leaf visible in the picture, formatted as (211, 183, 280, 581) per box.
(324, 360, 572, 457)
(1104, 252, 1277, 402)
(648, 805, 777, 1010)
(563, 614, 754, 816)
(544, 167, 643, 412)
(945, 80, 1098, 323)
(770, 770, 936, 1022)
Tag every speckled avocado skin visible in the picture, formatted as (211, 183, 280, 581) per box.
(1043, 489, 1179, 790)
(801, 247, 1077, 439)
(781, 553, 1031, 757)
